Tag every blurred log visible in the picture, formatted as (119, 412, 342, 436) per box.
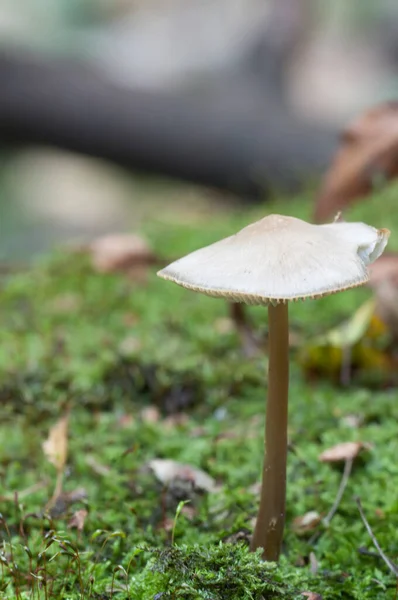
(0, 50, 337, 198)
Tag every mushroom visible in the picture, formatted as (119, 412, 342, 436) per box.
(157, 214, 389, 561)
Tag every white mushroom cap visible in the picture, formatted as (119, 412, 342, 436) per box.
(158, 215, 390, 305)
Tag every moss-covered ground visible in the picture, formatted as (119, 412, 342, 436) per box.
(1, 185, 398, 599)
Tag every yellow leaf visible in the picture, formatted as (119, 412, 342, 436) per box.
(313, 298, 376, 348)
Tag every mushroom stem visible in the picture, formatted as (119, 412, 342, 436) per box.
(251, 302, 289, 561)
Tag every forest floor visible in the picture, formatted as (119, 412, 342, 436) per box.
(1, 184, 398, 599)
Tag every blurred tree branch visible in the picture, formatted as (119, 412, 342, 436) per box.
(0, 49, 336, 198)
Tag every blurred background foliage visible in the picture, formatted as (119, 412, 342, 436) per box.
(2, 0, 398, 261)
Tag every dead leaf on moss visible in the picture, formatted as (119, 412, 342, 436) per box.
(89, 233, 156, 278)
(42, 412, 69, 470)
(301, 593, 323, 600)
(148, 459, 217, 492)
(314, 101, 398, 222)
(42, 409, 70, 501)
(319, 441, 370, 463)
(369, 253, 398, 288)
(68, 509, 88, 532)
(292, 511, 322, 535)
(311, 299, 376, 349)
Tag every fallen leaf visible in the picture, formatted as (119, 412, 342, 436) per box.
(42, 411, 69, 471)
(89, 233, 156, 276)
(311, 299, 376, 349)
(68, 509, 88, 532)
(292, 511, 322, 535)
(301, 593, 323, 600)
(299, 299, 392, 384)
(314, 101, 398, 222)
(369, 253, 398, 288)
(319, 441, 370, 463)
(148, 459, 217, 492)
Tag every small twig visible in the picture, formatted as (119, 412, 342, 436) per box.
(309, 458, 353, 546)
(229, 303, 260, 357)
(340, 345, 352, 387)
(0, 480, 48, 502)
(356, 496, 398, 577)
(324, 458, 353, 526)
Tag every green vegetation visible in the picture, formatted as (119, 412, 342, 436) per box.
(1, 185, 398, 598)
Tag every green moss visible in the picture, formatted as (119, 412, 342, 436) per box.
(1, 186, 398, 598)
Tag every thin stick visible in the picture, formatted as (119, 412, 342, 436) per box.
(229, 302, 259, 357)
(356, 497, 398, 576)
(324, 458, 353, 526)
(251, 302, 289, 561)
(309, 457, 354, 547)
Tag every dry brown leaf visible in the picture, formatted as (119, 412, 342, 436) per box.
(301, 593, 323, 600)
(68, 509, 88, 532)
(368, 253, 398, 341)
(369, 253, 398, 288)
(89, 233, 156, 276)
(148, 459, 217, 492)
(319, 441, 370, 463)
(292, 511, 322, 535)
(42, 411, 69, 471)
(42, 409, 70, 503)
(314, 102, 398, 222)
